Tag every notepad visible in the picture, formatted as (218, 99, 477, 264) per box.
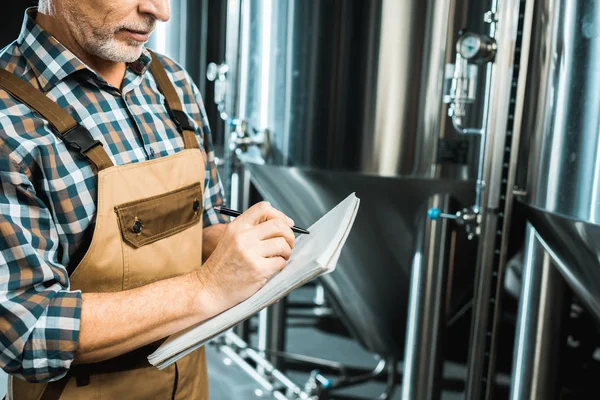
(148, 193, 360, 369)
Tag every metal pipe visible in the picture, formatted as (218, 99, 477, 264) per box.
(473, 0, 498, 213)
(256, 348, 347, 373)
(473, 62, 494, 213)
(451, 0, 498, 212)
(257, 297, 288, 370)
(224, 331, 311, 399)
(231, 159, 253, 342)
(219, 345, 278, 392)
(465, 212, 499, 399)
(401, 194, 451, 400)
(331, 358, 387, 389)
(510, 224, 566, 400)
(451, 117, 483, 136)
(466, 0, 533, 396)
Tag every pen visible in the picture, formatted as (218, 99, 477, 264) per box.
(215, 206, 310, 235)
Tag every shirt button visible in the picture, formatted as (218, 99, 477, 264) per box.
(193, 200, 201, 212)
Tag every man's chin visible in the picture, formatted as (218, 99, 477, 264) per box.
(95, 43, 145, 63)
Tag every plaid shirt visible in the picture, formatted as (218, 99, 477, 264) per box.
(0, 9, 227, 383)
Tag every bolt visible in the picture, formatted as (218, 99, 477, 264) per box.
(513, 189, 528, 197)
(484, 11, 497, 24)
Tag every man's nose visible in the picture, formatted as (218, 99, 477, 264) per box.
(138, 0, 170, 22)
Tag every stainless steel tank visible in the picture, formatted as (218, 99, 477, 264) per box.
(517, 0, 600, 320)
(147, 0, 198, 72)
(223, 0, 493, 177)
(202, 0, 509, 398)
(147, 0, 224, 107)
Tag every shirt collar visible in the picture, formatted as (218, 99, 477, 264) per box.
(129, 50, 152, 75)
(17, 7, 153, 92)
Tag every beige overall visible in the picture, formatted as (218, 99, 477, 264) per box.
(0, 52, 210, 399)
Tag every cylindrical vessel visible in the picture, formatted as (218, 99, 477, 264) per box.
(519, 0, 600, 223)
(147, 0, 190, 66)
(225, 0, 492, 177)
(517, 0, 600, 319)
(147, 0, 229, 145)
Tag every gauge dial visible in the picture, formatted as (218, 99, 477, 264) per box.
(457, 33, 497, 62)
(458, 33, 482, 59)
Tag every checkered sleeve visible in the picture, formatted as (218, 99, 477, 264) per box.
(0, 147, 82, 383)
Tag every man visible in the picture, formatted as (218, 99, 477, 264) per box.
(0, 0, 295, 398)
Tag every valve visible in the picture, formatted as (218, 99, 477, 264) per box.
(428, 207, 481, 240)
(303, 370, 331, 396)
(427, 208, 458, 221)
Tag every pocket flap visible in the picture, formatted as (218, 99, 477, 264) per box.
(114, 183, 203, 249)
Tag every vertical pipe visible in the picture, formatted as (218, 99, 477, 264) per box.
(402, 195, 452, 400)
(472, 0, 497, 213)
(465, 212, 499, 399)
(510, 224, 566, 400)
(257, 298, 288, 370)
(231, 163, 253, 342)
(225, 0, 242, 120)
(465, 0, 533, 396)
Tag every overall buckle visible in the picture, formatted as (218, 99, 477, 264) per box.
(61, 125, 103, 157)
(168, 108, 194, 132)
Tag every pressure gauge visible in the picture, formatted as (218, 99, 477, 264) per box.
(457, 33, 497, 62)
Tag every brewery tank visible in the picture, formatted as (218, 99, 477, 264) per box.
(517, 0, 600, 320)
(217, 0, 494, 369)
(222, 0, 494, 178)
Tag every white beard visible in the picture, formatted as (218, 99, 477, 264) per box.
(62, 8, 152, 64)
(85, 36, 145, 63)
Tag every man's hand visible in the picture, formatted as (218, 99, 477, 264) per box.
(195, 202, 295, 311)
(76, 202, 294, 363)
(202, 223, 227, 261)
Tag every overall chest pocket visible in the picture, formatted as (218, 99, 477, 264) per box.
(115, 182, 203, 248)
(114, 182, 204, 289)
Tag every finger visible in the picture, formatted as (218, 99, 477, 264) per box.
(252, 219, 295, 249)
(264, 256, 287, 272)
(237, 201, 294, 227)
(261, 237, 293, 259)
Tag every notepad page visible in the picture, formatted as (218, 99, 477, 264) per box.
(148, 193, 360, 368)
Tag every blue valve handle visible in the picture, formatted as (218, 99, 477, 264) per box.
(310, 370, 332, 389)
(428, 208, 458, 220)
(319, 376, 332, 389)
(428, 208, 441, 220)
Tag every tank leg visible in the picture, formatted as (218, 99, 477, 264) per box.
(510, 224, 567, 400)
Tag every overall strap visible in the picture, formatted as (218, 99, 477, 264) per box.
(0, 69, 113, 171)
(148, 51, 200, 150)
(38, 380, 69, 400)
